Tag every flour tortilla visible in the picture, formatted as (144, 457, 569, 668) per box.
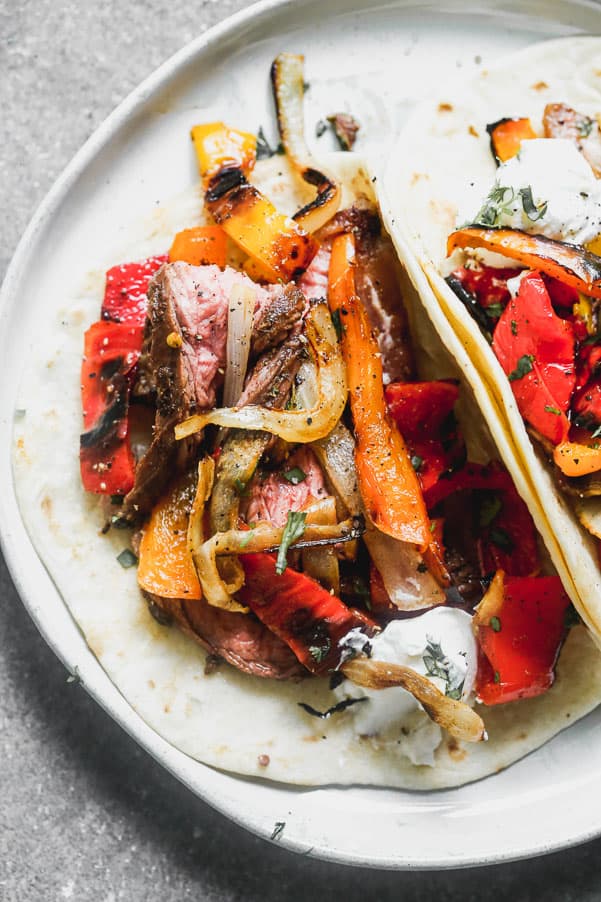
(380, 36, 601, 650)
(13, 149, 601, 790)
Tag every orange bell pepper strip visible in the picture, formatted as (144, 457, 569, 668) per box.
(486, 117, 536, 165)
(205, 171, 319, 282)
(448, 227, 601, 299)
(168, 226, 227, 268)
(328, 232, 431, 547)
(138, 473, 201, 600)
(191, 122, 256, 185)
(553, 441, 601, 477)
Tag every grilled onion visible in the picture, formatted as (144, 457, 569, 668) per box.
(342, 657, 486, 743)
(271, 52, 341, 232)
(193, 511, 361, 610)
(175, 299, 347, 444)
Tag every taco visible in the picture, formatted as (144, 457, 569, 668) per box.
(381, 36, 601, 649)
(13, 52, 601, 790)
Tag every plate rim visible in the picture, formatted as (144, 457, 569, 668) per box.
(3, 0, 601, 870)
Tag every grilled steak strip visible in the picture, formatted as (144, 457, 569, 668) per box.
(250, 284, 306, 357)
(210, 333, 307, 535)
(122, 264, 307, 522)
(145, 591, 305, 680)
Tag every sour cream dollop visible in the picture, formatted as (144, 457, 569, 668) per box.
(464, 138, 601, 246)
(335, 608, 478, 767)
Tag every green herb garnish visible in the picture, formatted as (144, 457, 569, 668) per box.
(511, 319, 518, 336)
(239, 527, 255, 549)
(117, 548, 138, 569)
(283, 466, 307, 485)
(411, 455, 424, 472)
(578, 116, 594, 138)
(519, 185, 548, 222)
(234, 477, 250, 497)
(308, 639, 331, 664)
(275, 511, 307, 575)
(490, 616, 501, 632)
(490, 526, 514, 553)
(474, 185, 516, 227)
(494, 670, 501, 684)
(479, 495, 502, 528)
(423, 638, 465, 700)
(508, 354, 534, 382)
(486, 303, 504, 319)
(544, 405, 561, 416)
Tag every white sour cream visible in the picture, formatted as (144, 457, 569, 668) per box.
(464, 138, 601, 246)
(336, 608, 478, 766)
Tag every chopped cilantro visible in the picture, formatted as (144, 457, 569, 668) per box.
(275, 511, 307, 575)
(490, 616, 501, 632)
(479, 495, 502, 528)
(234, 477, 250, 497)
(490, 526, 514, 553)
(508, 354, 534, 382)
(117, 548, 138, 569)
(423, 638, 465, 699)
(511, 319, 518, 336)
(315, 119, 328, 138)
(519, 185, 548, 222)
(283, 466, 307, 485)
(494, 670, 501, 684)
(544, 405, 561, 416)
(411, 455, 423, 472)
(486, 302, 504, 319)
(271, 822, 286, 841)
(308, 639, 331, 664)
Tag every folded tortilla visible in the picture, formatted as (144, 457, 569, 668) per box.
(13, 147, 601, 789)
(380, 35, 601, 650)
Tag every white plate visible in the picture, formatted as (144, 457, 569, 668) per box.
(3, 0, 601, 870)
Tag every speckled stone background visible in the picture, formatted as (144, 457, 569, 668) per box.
(4, 1, 601, 899)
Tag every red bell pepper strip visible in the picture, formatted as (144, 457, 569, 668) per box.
(238, 553, 377, 675)
(385, 381, 459, 441)
(423, 461, 512, 511)
(451, 265, 515, 313)
(385, 381, 464, 496)
(328, 233, 431, 546)
(80, 321, 142, 495)
(476, 575, 570, 704)
(101, 255, 168, 328)
(492, 271, 576, 445)
(477, 483, 540, 578)
(448, 227, 601, 299)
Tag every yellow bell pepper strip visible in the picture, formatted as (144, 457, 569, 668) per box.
(190, 122, 256, 185)
(137, 472, 201, 600)
(486, 117, 537, 165)
(168, 226, 227, 268)
(205, 168, 319, 282)
(553, 441, 601, 477)
(328, 232, 431, 547)
(448, 227, 601, 299)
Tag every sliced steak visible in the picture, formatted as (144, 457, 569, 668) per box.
(123, 264, 306, 521)
(240, 447, 328, 527)
(145, 591, 305, 680)
(236, 332, 307, 408)
(209, 333, 307, 534)
(250, 284, 306, 357)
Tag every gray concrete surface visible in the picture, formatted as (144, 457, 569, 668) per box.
(3, 1, 601, 899)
